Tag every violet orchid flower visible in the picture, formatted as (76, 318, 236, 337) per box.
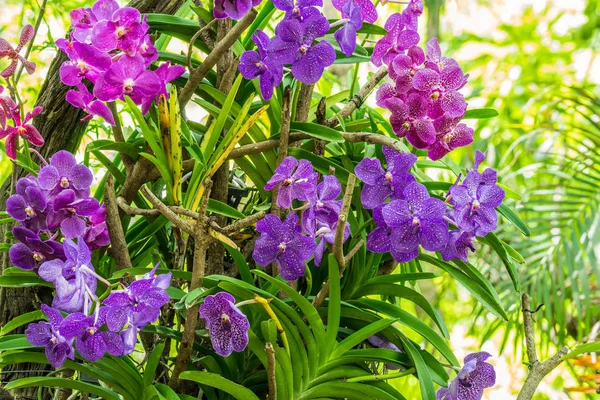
(389, 45, 425, 94)
(0, 24, 36, 78)
(214, 0, 262, 20)
(46, 189, 100, 239)
(141, 61, 185, 115)
(0, 105, 44, 160)
(38, 150, 94, 200)
(272, 0, 322, 21)
(6, 176, 48, 232)
(91, 7, 145, 55)
(66, 84, 116, 126)
(436, 352, 496, 400)
(427, 115, 474, 161)
(264, 156, 317, 209)
(313, 220, 350, 266)
(9, 227, 64, 271)
(412, 66, 467, 119)
(381, 182, 449, 262)
(57, 40, 112, 86)
(371, 14, 420, 67)
(332, 0, 377, 24)
(334, 0, 364, 57)
(302, 175, 342, 234)
(239, 30, 283, 100)
(70, 0, 120, 43)
(366, 205, 392, 253)
(388, 93, 436, 149)
(354, 147, 417, 209)
(253, 212, 316, 281)
(25, 304, 76, 368)
(199, 292, 250, 357)
(401, 0, 423, 31)
(94, 54, 161, 112)
(268, 14, 336, 84)
(83, 206, 111, 250)
(441, 230, 475, 263)
(120, 324, 138, 355)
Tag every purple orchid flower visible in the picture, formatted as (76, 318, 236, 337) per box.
(448, 152, 505, 236)
(412, 66, 467, 119)
(253, 212, 316, 281)
(387, 93, 436, 149)
(214, 0, 262, 20)
(427, 115, 474, 161)
(0, 105, 44, 160)
(425, 38, 467, 82)
(313, 220, 350, 266)
(264, 156, 318, 209)
(141, 61, 185, 115)
(334, 0, 364, 57)
(38, 238, 101, 313)
(389, 45, 425, 94)
(83, 206, 111, 250)
(9, 227, 64, 271)
(6, 177, 48, 232)
(57, 40, 112, 86)
(94, 54, 161, 112)
(199, 292, 250, 357)
(91, 7, 145, 55)
(66, 84, 116, 126)
(401, 0, 423, 31)
(441, 230, 475, 263)
(70, 0, 120, 43)
(268, 14, 336, 84)
(0, 24, 36, 78)
(367, 335, 404, 370)
(271, 0, 322, 21)
(366, 205, 392, 253)
(25, 304, 76, 368)
(371, 14, 420, 67)
(38, 150, 94, 200)
(102, 266, 171, 331)
(239, 30, 283, 101)
(46, 189, 100, 239)
(63, 307, 125, 362)
(137, 34, 159, 67)
(332, 0, 377, 24)
(120, 324, 138, 355)
(437, 352, 496, 400)
(381, 182, 449, 262)
(354, 147, 417, 209)
(302, 175, 342, 234)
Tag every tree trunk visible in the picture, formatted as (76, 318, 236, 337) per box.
(0, 1, 186, 399)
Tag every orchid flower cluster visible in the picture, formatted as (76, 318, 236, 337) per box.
(57, 0, 185, 123)
(252, 156, 350, 280)
(356, 147, 505, 263)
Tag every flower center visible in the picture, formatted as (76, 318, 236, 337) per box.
(220, 313, 230, 324)
(402, 122, 410, 130)
(472, 200, 480, 210)
(140, 43, 148, 52)
(76, 59, 88, 71)
(116, 26, 126, 38)
(88, 327, 97, 335)
(282, 178, 293, 187)
(442, 133, 453, 143)
(385, 172, 393, 183)
(316, 200, 324, 208)
(33, 252, 45, 262)
(315, 226, 331, 237)
(410, 69, 416, 76)
(50, 336, 59, 344)
(430, 91, 440, 101)
(60, 177, 70, 188)
(17, 126, 26, 135)
(123, 78, 135, 93)
(278, 242, 287, 252)
(25, 206, 36, 217)
(412, 216, 420, 227)
(299, 45, 308, 55)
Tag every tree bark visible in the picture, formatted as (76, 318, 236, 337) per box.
(0, 1, 186, 399)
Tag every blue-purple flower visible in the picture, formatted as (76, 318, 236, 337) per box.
(441, 230, 475, 262)
(302, 175, 342, 234)
(199, 292, 250, 357)
(6, 177, 48, 232)
(25, 304, 76, 368)
(239, 30, 283, 100)
(334, 0, 363, 57)
(265, 156, 317, 209)
(436, 352, 496, 400)
(46, 189, 100, 239)
(271, 0, 322, 20)
(9, 227, 64, 271)
(38, 150, 94, 200)
(313, 220, 350, 266)
(214, 0, 262, 20)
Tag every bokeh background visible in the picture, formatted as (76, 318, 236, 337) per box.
(1, 0, 599, 398)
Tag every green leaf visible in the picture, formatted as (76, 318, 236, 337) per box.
(179, 371, 260, 400)
(330, 318, 399, 359)
(561, 342, 597, 360)
(5, 377, 120, 400)
(481, 232, 521, 292)
(463, 108, 499, 119)
(207, 199, 245, 219)
(223, 243, 253, 285)
(402, 340, 436, 400)
(290, 121, 345, 143)
(325, 254, 341, 356)
(143, 342, 165, 387)
(0, 310, 44, 336)
(497, 204, 530, 236)
(0, 273, 52, 288)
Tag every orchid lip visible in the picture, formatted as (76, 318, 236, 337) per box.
(60, 177, 70, 188)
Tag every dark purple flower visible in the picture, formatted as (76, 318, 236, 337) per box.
(46, 189, 100, 239)
(427, 115, 474, 160)
(265, 156, 317, 209)
(354, 147, 417, 209)
(441, 230, 475, 262)
(272, 0, 322, 21)
(82, 206, 110, 250)
(25, 304, 76, 368)
(0, 24, 36, 78)
(91, 7, 145, 55)
(70, 0, 120, 43)
(239, 31, 283, 101)
(253, 212, 316, 281)
(66, 84, 115, 126)
(367, 335, 403, 370)
(437, 352, 496, 400)
(0, 105, 44, 160)
(38, 151, 93, 200)
(38, 238, 100, 313)
(103, 266, 171, 331)
(387, 93, 436, 149)
(6, 177, 48, 232)
(313, 221, 350, 266)
(334, 0, 364, 57)
(58, 40, 112, 86)
(448, 152, 504, 236)
(371, 14, 420, 67)
(401, 0, 423, 31)
(9, 227, 64, 271)
(268, 15, 336, 84)
(389, 45, 425, 94)
(366, 205, 391, 253)
(302, 175, 342, 233)
(199, 292, 250, 357)
(382, 182, 448, 262)
(94, 54, 161, 111)
(214, 0, 262, 20)
(332, 0, 377, 23)
(140, 61, 185, 115)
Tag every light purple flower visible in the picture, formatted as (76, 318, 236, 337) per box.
(441, 230, 475, 262)
(371, 14, 420, 67)
(387, 93, 436, 149)
(264, 156, 317, 209)
(427, 115, 474, 161)
(6, 177, 48, 232)
(9, 227, 64, 271)
(382, 182, 448, 262)
(354, 147, 417, 209)
(253, 212, 316, 281)
(268, 15, 336, 84)
(437, 352, 496, 400)
(214, 0, 262, 20)
(302, 175, 342, 234)
(25, 304, 76, 368)
(57, 40, 112, 86)
(313, 221, 350, 266)
(0, 24, 36, 78)
(0, 105, 44, 160)
(199, 292, 250, 357)
(448, 152, 504, 236)
(70, 0, 120, 43)
(239, 31, 283, 101)
(91, 7, 145, 55)
(332, 0, 377, 23)
(66, 84, 115, 126)
(334, 0, 364, 57)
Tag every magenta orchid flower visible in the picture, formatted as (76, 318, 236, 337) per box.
(0, 105, 44, 159)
